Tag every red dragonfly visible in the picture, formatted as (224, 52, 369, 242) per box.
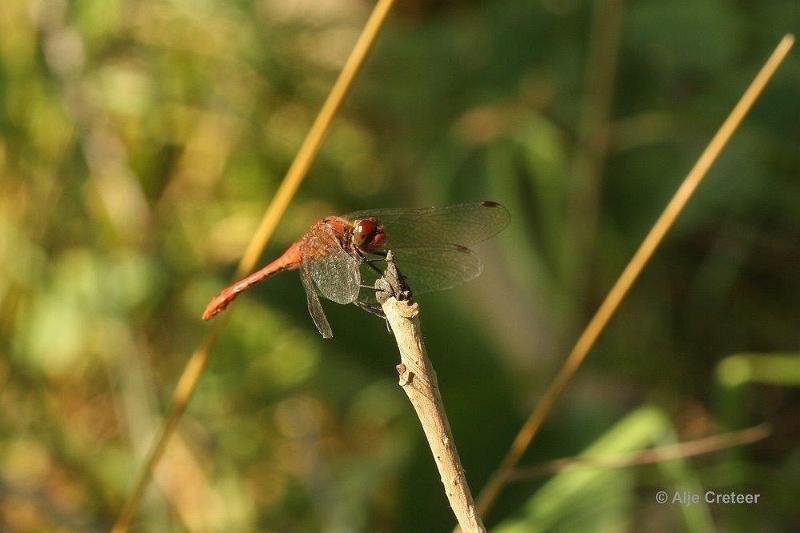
(203, 201, 509, 338)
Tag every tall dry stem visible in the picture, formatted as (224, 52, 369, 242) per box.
(112, 1, 396, 530)
(469, 34, 795, 526)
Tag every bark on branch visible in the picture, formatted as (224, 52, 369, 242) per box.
(375, 252, 485, 533)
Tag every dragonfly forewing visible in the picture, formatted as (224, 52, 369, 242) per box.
(344, 201, 509, 249)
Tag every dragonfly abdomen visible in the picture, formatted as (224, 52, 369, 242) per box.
(202, 241, 303, 320)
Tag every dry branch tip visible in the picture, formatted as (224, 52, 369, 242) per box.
(378, 254, 485, 533)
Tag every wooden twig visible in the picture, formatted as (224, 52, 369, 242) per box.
(376, 252, 485, 533)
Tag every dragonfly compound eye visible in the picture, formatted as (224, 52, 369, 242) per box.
(353, 218, 385, 252)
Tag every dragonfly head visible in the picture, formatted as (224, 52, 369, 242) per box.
(353, 218, 386, 252)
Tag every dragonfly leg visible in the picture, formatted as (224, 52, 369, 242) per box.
(353, 251, 394, 334)
(353, 300, 385, 319)
(358, 250, 386, 274)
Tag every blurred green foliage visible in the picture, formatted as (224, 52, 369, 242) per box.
(0, 0, 798, 531)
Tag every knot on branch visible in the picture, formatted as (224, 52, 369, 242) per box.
(396, 363, 414, 386)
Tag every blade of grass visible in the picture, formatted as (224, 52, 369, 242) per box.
(717, 352, 800, 387)
(567, 0, 624, 314)
(471, 34, 795, 524)
(111, 1, 396, 530)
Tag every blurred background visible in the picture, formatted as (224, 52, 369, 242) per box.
(1, 0, 798, 531)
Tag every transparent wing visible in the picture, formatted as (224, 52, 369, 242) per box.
(357, 244, 483, 305)
(343, 201, 509, 249)
(392, 245, 483, 293)
(299, 264, 333, 339)
(301, 224, 361, 305)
